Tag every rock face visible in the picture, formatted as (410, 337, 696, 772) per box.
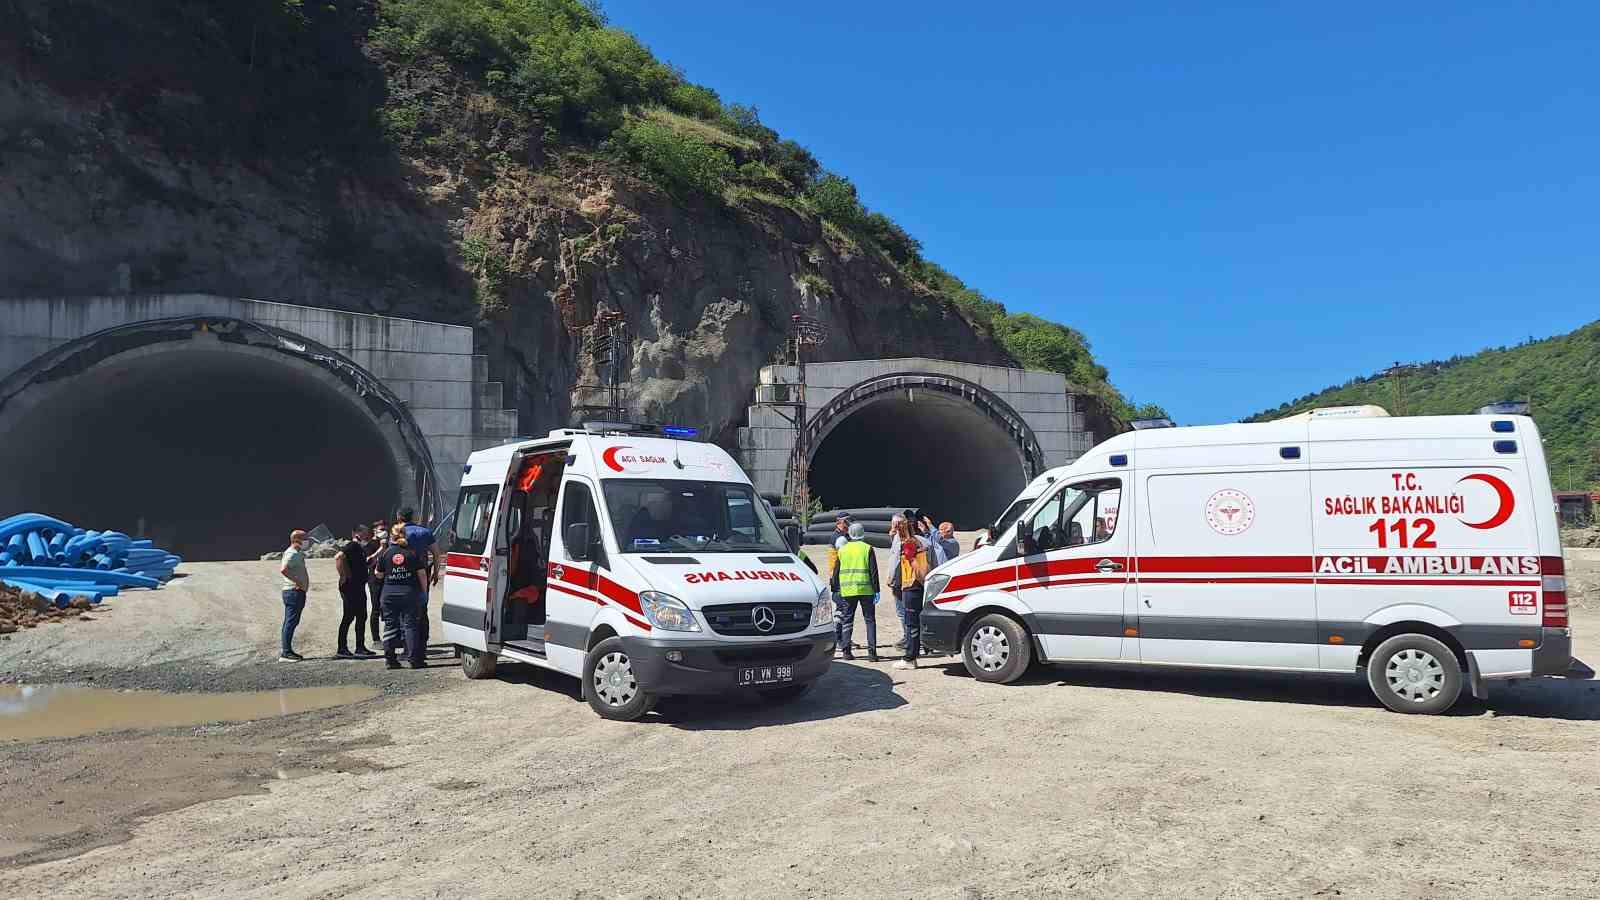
(0, 36, 1013, 446)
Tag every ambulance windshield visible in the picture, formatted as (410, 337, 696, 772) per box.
(602, 479, 789, 554)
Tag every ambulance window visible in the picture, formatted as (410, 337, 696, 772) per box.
(1026, 479, 1121, 551)
(560, 482, 605, 565)
(452, 486, 499, 556)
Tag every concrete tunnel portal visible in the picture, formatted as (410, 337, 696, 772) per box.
(804, 376, 1042, 529)
(0, 319, 432, 562)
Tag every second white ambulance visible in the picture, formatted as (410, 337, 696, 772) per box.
(921, 409, 1583, 713)
(441, 423, 835, 720)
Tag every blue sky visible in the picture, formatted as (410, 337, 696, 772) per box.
(606, 2, 1598, 423)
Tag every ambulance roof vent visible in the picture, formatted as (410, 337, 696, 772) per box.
(1475, 400, 1530, 416)
(1129, 417, 1176, 430)
(1274, 404, 1391, 422)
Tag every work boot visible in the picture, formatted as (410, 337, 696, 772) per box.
(355, 646, 377, 658)
(841, 651, 856, 661)
(335, 648, 354, 659)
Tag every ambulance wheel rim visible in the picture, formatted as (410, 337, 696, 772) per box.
(1385, 648, 1444, 703)
(970, 625, 1010, 672)
(593, 652, 638, 706)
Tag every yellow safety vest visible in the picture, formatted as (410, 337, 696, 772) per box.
(837, 540, 874, 597)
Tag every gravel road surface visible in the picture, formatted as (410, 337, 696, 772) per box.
(1, 553, 1598, 897)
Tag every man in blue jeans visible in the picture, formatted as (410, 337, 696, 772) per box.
(278, 529, 310, 662)
(399, 508, 437, 655)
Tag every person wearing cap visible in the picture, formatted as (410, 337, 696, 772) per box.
(830, 522, 880, 662)
(277, 529, 310, 662)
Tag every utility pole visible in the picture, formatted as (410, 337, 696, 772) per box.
(752, 315, 828, 522)
(574, 308, 630, 423)
(1385, 361, 1416, 415)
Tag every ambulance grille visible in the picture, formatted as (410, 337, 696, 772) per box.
(701, 602, 811, 636)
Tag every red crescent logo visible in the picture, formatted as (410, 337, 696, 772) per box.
(1458, 473, 1515, 530)
(602, 446, 628, 472)
(391, 553, 406, 565)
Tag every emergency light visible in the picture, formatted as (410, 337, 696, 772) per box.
(1130, 417, 1176, 430)
(581, 421, 701, 438)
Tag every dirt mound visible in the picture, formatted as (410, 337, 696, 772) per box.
(1562, 526, 1600, 548)
(0, 585, 94, 633)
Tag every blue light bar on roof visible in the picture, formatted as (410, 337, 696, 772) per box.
(662, 425, 699, 437)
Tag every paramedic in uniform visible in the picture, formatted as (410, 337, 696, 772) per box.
(831, 522, 880, 662)
(377, 523, 428, 669)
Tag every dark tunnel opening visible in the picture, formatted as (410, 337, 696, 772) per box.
(807, 394, 1028, 528)
(0, 343, 405, 561)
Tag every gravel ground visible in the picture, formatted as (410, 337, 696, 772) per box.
(1, 554, 1599, 897)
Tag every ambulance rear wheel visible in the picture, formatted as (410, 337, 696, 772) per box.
(1367, 634, 1463, 714)
(584, 637, 657, 721)
(962, 614, 1032, 684)
(459, 647, 497, 680)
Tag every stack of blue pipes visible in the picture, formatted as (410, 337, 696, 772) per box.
(0, 513, 182, 608)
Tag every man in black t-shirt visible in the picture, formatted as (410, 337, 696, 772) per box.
(335, 524, 376, 658)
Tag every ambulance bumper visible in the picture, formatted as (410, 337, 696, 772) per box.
(1532, 627, 1577, 677)
(620, 634, 835, 696)
(919, 607, 962, 656)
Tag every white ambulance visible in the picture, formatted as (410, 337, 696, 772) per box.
(920, 409, 1584, 714)
(441, 423, 835, 720)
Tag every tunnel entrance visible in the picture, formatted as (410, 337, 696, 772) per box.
(806, 386, 1036, 529)
(0, 331, 417, 561)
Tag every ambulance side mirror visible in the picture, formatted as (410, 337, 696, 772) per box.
(1016, 530, 1034, 556)
(565, 523, 592, 562)
(784, 524, 803, 554)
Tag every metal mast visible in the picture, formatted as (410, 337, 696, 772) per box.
(573, 308, 630, 423)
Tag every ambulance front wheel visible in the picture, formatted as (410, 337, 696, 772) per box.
(459, 647, 497, 680)
(962, 613, 1032, 684)
(1366, 633, 1464, 715)
(584, 637, 658, 721)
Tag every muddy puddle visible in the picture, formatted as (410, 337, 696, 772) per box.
(0, 684, 380, 741)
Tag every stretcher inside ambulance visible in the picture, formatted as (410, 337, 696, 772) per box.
(920, 409, 1592, 714)
(442, 424, 835, 720)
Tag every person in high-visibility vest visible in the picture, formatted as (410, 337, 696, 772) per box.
(831, 522, 880, 662)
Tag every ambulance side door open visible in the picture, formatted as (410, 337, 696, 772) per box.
(442, 483, 503, 651)
(1012, 476, 1132, 661)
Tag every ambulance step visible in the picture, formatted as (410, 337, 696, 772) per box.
(505, 638, 547, 658)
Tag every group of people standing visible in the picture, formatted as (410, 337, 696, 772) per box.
(827, 510, 959, 670)
(276, 508, 438, 670)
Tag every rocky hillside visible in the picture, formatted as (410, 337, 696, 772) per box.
(0, 0, 1140, 442)
(1250, 320, 1600, 489)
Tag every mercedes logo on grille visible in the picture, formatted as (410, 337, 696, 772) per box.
(751, 605, 776, 633)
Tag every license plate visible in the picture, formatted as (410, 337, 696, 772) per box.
(737, 664, 794, 686)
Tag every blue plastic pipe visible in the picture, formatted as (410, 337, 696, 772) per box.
(0, 566, 160, 588)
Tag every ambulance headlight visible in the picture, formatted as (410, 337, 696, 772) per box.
(811, 586, 834, 627)
(639, 592, 700, 632)
(923, 574, 950, 604)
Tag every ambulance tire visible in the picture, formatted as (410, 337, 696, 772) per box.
(459, 646, 497, 680)
(1366, 633, 1464, 715)
(583, 637, 658, 721)
(757, 682, 814, 703)
(962, 613, 1032, 684)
